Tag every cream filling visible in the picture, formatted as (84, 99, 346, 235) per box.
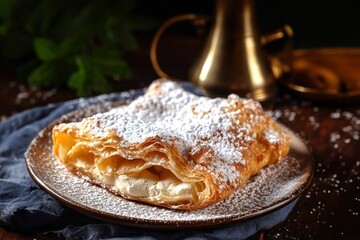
(71, 156, 198, 203)
(114, 170, 197, 202)
(63, 142, 200, 203)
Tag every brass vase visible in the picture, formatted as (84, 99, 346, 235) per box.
(151, 0, 292, 101)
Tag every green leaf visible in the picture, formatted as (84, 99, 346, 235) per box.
(34, 38, 59, 61)
(68, 57, 87, 95)
(28, 59, 73, 88)
(68, 58, 85, 88)
(92, 68, 113, 93)
(68, 70, 87, 96)
(59, 36, 79, 56)
(67, 56, 116, 96)
(28, 62, 57, 87)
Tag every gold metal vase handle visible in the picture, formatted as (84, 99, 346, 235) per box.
(150, 14, 210, 80)
(260, 24, 293, 45)
(262, 24, 294, 79)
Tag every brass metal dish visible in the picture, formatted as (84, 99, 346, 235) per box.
(280, 48, 360, 103)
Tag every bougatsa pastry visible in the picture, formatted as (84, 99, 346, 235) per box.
(52, 79, 290, 210)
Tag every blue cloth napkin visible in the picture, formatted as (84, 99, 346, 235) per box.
(0, 84, 297, 240)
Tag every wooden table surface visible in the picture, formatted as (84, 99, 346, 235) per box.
(0, 35, 359, 240)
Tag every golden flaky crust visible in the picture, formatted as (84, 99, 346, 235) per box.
(52, 79, 290, 210)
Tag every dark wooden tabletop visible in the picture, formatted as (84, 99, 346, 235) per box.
(0, 35, 359, 240)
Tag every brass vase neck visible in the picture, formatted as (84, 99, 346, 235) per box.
(190, 0, 276, 101)
(215, 0, 258, 37)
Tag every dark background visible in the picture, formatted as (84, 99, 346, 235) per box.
(135, 0, 360, 48)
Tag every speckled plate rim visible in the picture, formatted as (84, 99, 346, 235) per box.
(25, 101, 314, 229)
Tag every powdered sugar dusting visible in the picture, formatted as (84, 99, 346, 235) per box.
(70, 80, 286, 189)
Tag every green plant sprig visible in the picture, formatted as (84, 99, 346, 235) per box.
(0, 0, 156, 96)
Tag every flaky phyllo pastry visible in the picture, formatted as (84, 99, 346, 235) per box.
(52, 79, 290, 210)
